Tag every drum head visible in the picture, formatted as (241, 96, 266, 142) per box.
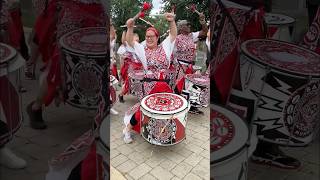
(0, 43, 17, 65)
(241, 39, 320, 77)
(211, 104, 249, 164)
(129, 70, 144, 80)
(265, 13, 295, 25)
(59, 27, 107, 56)
(141, 93, 188, 115)
(186, 74, 209, 87)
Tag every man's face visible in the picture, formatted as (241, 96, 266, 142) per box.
(179, 24, 191, 34)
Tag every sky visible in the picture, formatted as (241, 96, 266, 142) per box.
(150, 0, 163, 15)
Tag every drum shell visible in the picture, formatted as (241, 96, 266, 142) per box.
(140, 105, 188, 146)
(60, 48, 107, 109)
(264, 13, 295, 42)
(140, 93, 189, 146)
(211, 147, 248, 180)
(230, 52, 320, 146)
(128, 70, 144, 98)
(0, 45, 24, 145)
(185, 75, 210, 108)
(210, 104, 254, 180)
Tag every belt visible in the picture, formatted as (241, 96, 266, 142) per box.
(143, 78, 170, 84)
(177, 59, 195, 65)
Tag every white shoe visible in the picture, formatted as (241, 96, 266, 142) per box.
(0, 147, 27, 169)
(123, 127, 133, 144)
(110, 108, 119, 115)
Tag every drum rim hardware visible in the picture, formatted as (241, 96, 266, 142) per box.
(264, 13, 296, 26)
(241, 39, 320, 78)
(59, 27, 108, 56)
(140, 93, 189, 116)
(0, 43, 17, 66)
(210, 104, 249, 164)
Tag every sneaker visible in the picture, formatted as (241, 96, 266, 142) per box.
(110, 108, 119, 115)
(0, 147, 27, 169)
(122, 127, 133, 144)
(26, 102, 47, 130)
(251, 145, 301, 169)
(119, 95, 124, 103)
(189, 107, 204, 115)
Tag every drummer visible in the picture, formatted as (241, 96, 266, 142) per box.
(122, 12, 177, 143)
(174, 12, 208, 114)
(26, 0, 107, 129)
(110, 22, 119, 115)
(117, 30, 142, 103)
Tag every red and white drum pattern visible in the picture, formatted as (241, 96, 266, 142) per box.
(141, 93, 189, 146)
(211, 110, 235, 151)
(60, 27, 107, 109)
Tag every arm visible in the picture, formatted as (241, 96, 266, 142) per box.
(125, 18, 135, 47)
(164, 13, 177, 42)
(121, 30, 126, 44)
(198, 13, 208, 38)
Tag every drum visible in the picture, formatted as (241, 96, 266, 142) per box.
(192, 65, 202, 73)
(228, 39, 320, 146)
(0, 43, 24, 145)
(140, 93, 189, 146)
(128, 69, 144, 99)
(185, 74, 210, 107)
(59, 27, 107, 109)
(264, 13, 295, 42)
(211, 104, 250, 180)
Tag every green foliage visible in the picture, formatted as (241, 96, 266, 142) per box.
(161, 0, 209, 32)
(110, 0, 152, 43)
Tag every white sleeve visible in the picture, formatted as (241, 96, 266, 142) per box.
(131, 42, 148, 70)
(117, 45, 126, 55)
(161, 34, 175, 63)
(192, 31, 200, 42)
(206, 37, 210, 52)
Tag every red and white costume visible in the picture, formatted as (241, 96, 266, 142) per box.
(123, 34, 176, 133)
(110, 39, 119, 80)
(174, 32, 199, 93)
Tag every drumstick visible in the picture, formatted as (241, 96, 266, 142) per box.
(151, 14, 176, 17)
(132, 2, 152, 21)
(139, 17, 154, 27)
(187, 4, 201, 15)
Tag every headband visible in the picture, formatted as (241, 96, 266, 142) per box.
(146, 27, 159, 37)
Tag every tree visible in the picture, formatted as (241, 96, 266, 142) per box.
(161, 0, 209, 32)
(110, 0, 152, 43)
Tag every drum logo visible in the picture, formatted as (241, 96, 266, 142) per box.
(284, 81, 320, 138)
(211, 111, 234, 151)
(72, 60, 102, 105)
(146, 118, 177, 144)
